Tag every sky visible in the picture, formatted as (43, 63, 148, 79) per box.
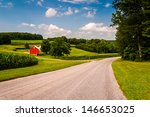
(0, 0, 116, 40)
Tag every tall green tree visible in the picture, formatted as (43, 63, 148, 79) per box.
(50, 39, 71, 57)
(112, 0, 150, 61)
(41, 39, 51, 54)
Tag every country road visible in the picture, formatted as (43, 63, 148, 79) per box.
(0, 57, 126, 100)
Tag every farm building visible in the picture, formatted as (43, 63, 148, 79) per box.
(30, 46, 41, 55)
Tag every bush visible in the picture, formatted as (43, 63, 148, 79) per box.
(25, 42, 30, 49)
(0, 53, 38, 70)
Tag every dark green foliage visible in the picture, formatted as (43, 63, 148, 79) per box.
(41, 39, 51, 54)
(112, 0, 150, 61)
(76, 39, 118, 53)
(0, 34, 11, 45)
(0, 53, 38, 70)
(50, 39, 71, 57)
(24, 42, 30, 49)
(0, 32, 43, 41)
(48, 36, 86, 45)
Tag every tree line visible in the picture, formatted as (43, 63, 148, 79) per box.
(0, 32, 43, 44)
(48, 36, 86, 45)
(112, 0, 150, 61)
(76, 39, 118, 53)
(41, 36, 118, 57)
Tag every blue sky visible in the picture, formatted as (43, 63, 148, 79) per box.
(0, 0, 116, 39)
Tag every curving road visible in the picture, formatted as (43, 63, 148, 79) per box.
(0, 57, 126, 100)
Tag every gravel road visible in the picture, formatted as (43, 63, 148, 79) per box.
(0, 57, 126, 100)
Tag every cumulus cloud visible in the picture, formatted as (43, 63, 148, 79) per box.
(78, 22, 117, 39)
(104, 3, 111, 8)
(80, 22, 116, 33)
(19, 23, 72, 38)
(58, 0, 98, 4)
(19, 22, 116, 39)
(45, 8, 57, 18)
(38, 24, 72, 37)
(0, 2, 13, 8)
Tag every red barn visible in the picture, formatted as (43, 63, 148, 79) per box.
(30, 46, 40, 55)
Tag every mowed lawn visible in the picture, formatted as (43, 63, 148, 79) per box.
(112, 59, 150, 100)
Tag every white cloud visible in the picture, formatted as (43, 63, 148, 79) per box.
(104, 3, 111, 8)
(20, 23, 36, 28)
(58, 0, 98, 4)
(74, 9, 79, 13)
(64, 7, 74, 15)
(0, 2, 13, 8)
(19, 23, 71, 38)
(85, 9, 96, 18)
(37, 0, 44, 7)
(19, 22, 116, 39)
(78, 22, 117, 39)
(83, 7, 90, 10)
(45, 8, 57, 18)
(80, 23, 116, 33)
(59, 7, 79, 16)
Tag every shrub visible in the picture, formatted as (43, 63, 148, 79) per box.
(24, 42, 30, 49)
(0, 53, 38, 70)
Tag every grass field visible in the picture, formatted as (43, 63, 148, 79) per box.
(62, 47, 119, 60)
(0, 43, 118, 81)
(11, 40, 42, 45)
(112, 59, 150, 100)
(0, 58, 88, 81)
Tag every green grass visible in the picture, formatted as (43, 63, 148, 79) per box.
(61, 47, 119, 60)
(11, 40, 42, 45)
(0, 58, 88, 81)
(0, 44, 118, 81)
(112, 59, 150, 100)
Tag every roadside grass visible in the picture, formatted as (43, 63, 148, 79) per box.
(112, 59, 150, 100)
(0, 58, 88, 81)
(11, 40, 42, 45)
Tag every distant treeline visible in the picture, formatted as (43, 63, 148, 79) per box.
(76, 39, 118, 53)
(48, 36, 118, 53)
(48, 36, 86, 45)
(0, 32, 43, 45)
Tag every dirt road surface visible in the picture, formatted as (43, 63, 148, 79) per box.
(0, 57, 126, 100)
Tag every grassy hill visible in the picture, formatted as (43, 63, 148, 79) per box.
(0, 40, 118, 81)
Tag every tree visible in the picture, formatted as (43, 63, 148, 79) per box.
(24, 42, 30, 49)
(0, 34, 11, 45)
(112, 0, 150, 61)
(41, 39, 51, 54)
(50, 39, 71, 57)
